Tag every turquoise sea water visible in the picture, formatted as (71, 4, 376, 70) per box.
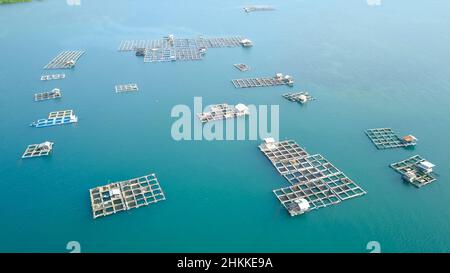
(1, 0, 449, 252)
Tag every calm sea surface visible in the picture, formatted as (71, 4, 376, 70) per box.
(0, 0, 449, 252)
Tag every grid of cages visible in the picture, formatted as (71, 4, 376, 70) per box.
(48, 110, 74, 119)
(281, 154, 340, 182)
(282, 92, 314, 103)
(196, 104, 245, 123)
(120, 174, 166, 210)
(365, 128, 408, 149)
(259, 140, 309, 164)
(40, 74, 65, 81)
(244, 5, 275, 12)
(34, 90, 62, 102)
(273, 180, 341, 213)
(21, 142, 54, 159)
(174, 48, 203, 61)
(231, 77, 286, 88)
(89, 173, 166, 219)
(44, 50, 85, 69)
(321, 175, 367, 200)
(90, 183, 127, 219)
(118, 37, 244, 51)
(260, 139, 367, 216)
(390, 155, 436, 187)
(233, 63, 250, 71)
(115, 84, 139, 93)
(144, 48, 174, 62)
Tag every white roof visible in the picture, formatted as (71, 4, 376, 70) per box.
(295, 198, 310, 211)
(419, 161, 435, 169)
(110, 189, 121, 195)
(235, 103, 248, 113)
(263, 137, 275, 144)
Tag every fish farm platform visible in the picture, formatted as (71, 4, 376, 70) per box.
(244, 5, 275, 13)
(390, 155, 437, 188)
(21, 141, 54, 159)
(196, 103, 249, 123)
(119, 36, 249, 63)
(144, 48, 203, 63)
(259, 139, 366, 216)
(115, 83, 139, 93)
(43, 50, 85, 69)
(232, 73, 293, 88)
(30, 110, 78, 128)
(234, 63, 250, 71)
(40, 74, 65, 81)
(283, 92, 315, 104)
(118, 36, 245, 52)
(365, 128, 417, 149)
(34, 89, 61, 102)
(89, 173, 166, 219)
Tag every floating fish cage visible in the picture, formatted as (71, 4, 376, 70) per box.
(89, 173, 166, 219)
(365, 128, 417, 149)
(43, 51, 85, 69)
(118, 36, 249, 63)
(34, 88, 62, 102)
(40, 74, 65, 81)
(259, 139, 366, 216)
(390, 155, 436, 188)
(232, 73, 294, 88)
(115, 83, 139, 93)
(196, 103, 249, 123)
(282, 92, 315, 104)
(21, 141, 54, 159)
(144, 48, 203, 63)
(30, 110, 78, 128)
(118, 36, 245, 52)
(244, 5, 275, 13)
(233, 63, 250, 72)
